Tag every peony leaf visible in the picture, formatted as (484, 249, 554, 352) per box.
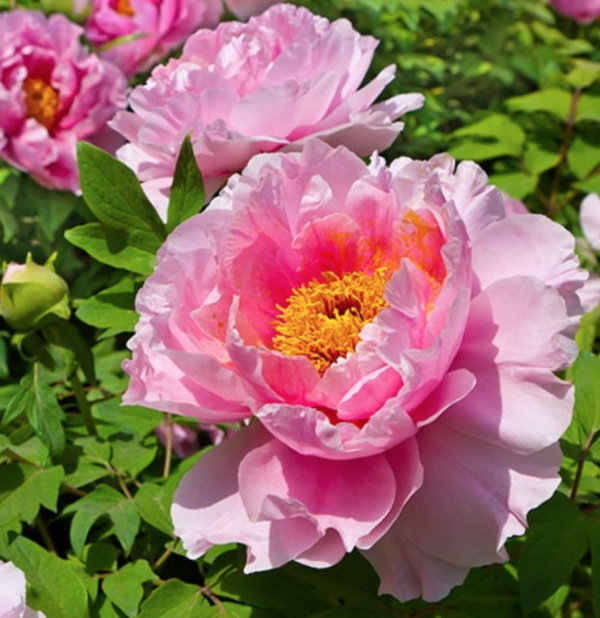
(572, 351, 600, 439)
(518, 493, 592, 613)
(8, 537, 89, 618)
(77, 141, 166, 251)
(102, 560, 157, 618)
(64, 484, 140, 557)
(0, 464, 64, 526)
(133, 483, 174, 536)
(138, 579, 210, 617)
(167, 134, 206, 234)
(65, 222, 155, 276)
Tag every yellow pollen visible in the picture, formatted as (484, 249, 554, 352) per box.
(272, 267, 391, 374)
(22, 77, 60, 130)
(115, 0, 135, 16)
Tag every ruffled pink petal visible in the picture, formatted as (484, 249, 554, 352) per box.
(581, 193, 600, 251)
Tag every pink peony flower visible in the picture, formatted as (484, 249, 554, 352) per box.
(0, 560, 46, 618)
(110, 4, 424, 219)
(84, 0, 223, 77)
(550, 0, 600, 23)
(0, 10, 127, 193)
(578, 193, 600, 312)
(224, 0, 282, 20)
(123, 142, 584, 601)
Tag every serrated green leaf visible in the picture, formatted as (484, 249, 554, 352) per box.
(65, 223, 155, 276)
(103, 560, 157, 618)
(64, 485, 140, 557)
(518, 493, 592, 613)
(167, 135, 205, 233)
(110, 437, 157, 478)
(134, 483, 174, 536)
(138, 580, 209, 618)
(0, 464, 64, 526)
(77, 142, 166, 250)
(9, 536, 89, 618)
(6, 366, 65, 459)
(76, 278, 138, 337)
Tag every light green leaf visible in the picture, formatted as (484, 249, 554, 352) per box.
(9, 536, 89, 618)
(576, 94, 600, 123)
(65, 223, 155, 276)
(567, 136, 600, 180)
(134, 483, 174, 536)
(138, 580, 209, 618)
(506, 88, 572, 121)
(572, 351, 600, 439)
(488, 172, 538, 200)
(76, 278, 138, 337)
(103, 560, 157, 618)
(167, 135, 205, 233)
(110, 437, 157, 478)
(522, 141, 561, 175)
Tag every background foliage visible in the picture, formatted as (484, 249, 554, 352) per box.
(2, 0, 600, 616)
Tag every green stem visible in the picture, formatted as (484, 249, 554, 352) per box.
(163, 414, 173, 479)
(570, 430, 595, 501)
(71, 371, 97, 437)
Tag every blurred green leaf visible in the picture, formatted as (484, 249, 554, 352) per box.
(506, 88, 572, 121)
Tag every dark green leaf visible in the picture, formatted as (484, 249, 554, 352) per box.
(572, 351, 600, 439)
(77, 142, 166, 250)
(518, 493, 592, 613)
(167, 135, 205, 233)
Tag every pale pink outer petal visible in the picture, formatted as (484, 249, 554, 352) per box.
(581, 193, 600, 251)
(578, 273, 600, 313)
(364, 426, 562, 601)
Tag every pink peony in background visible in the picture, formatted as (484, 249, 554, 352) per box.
(123, 141, 584, 601)
(550, 0, 600, 23)
(0, 560, 46, 618)
(0, 10, 127, 193)
(224, 0, 282, 20)
(110, 4, 424, 219)
(84, 0, 222, 77)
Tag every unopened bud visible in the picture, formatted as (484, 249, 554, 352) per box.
(0, 254, 70, 332)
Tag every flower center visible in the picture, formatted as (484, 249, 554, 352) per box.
(272, 267, 391, 374)
(22, 77, 60, 130)
(115, 0, 135, 16)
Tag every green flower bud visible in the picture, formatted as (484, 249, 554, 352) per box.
(0, 254, 70, 332)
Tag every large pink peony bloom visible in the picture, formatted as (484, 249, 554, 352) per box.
(110, 4, 424, 219)
(0, 10, 127, 193)
(84, 0, 222, 77)
(550, 0, 600, 23)
(123, 142, 584, 601)
(0, 561, 46, 618)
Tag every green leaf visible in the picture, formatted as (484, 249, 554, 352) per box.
(134, 483, 174, 536)
(198, 604, 273, 618)
(43, 319, 96, 385)
(6, 367, 65, 459)
(92, 399, 164, 438)
(567, 136, 600, 180)
(167, 135, 205, 233)
(0, 464, 64, 526)
(138, 580, 209, 618)
(103, 560, 156, 618)
(110, 437, 157, 478)
(77, 142, 166, 250)
(76, 278, 138, 338)
(64, 485, 140, 557)
(572, 351, 600, 439)
(9, 537, 89, 618)
(522, 141, 561, 175)
(518, 493, 592, 613)
(567, 59, 600, 89)
(488, 172, 538, 200)
(506, 88, 572, 121)
(65, 223, 155, 276)
(576, 94, 600, 123)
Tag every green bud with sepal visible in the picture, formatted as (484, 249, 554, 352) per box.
(0, 253, 70, 332)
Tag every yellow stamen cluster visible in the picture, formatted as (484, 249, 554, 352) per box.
(272, 267, 391, 374)
(115, 0, 135, 17)
(22, 77, 60, 130)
